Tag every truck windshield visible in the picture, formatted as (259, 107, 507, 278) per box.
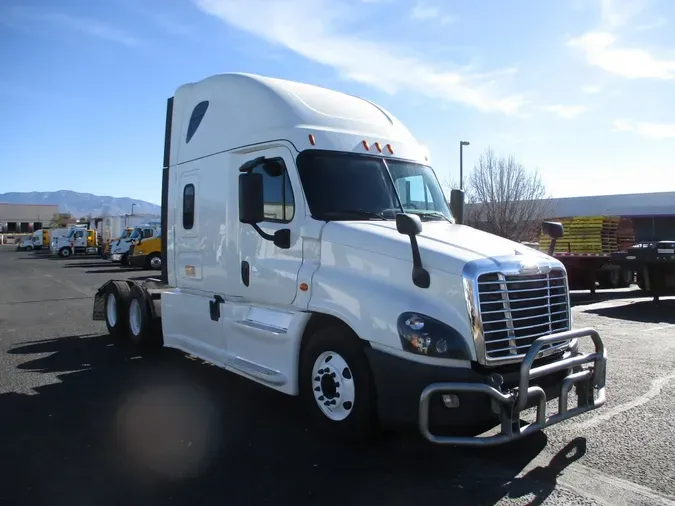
(296, 150, 453, 222)
(129, 228, 142, 239)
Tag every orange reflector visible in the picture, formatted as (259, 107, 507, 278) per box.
(386, 144, 394, 154)
(299, 282, 309, 292)
(362, 140, 370, 151)
(308, 134, 316, 146)
(374, 142, 382, 153)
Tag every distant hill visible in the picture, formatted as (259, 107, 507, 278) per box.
(0, 190, 161, 218)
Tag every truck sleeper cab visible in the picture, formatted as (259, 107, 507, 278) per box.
(93, 73, 606, 446)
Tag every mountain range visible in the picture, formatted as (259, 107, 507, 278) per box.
(0, 191, 161, 218)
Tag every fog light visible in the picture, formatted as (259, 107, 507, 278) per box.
(442, 394, 460, 408)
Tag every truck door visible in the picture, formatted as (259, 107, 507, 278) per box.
(236, 146, 303, 307)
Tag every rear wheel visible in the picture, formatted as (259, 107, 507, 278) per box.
(105, 281, 131, 338)
(299, 326, 379, 442)
(127, 284, 162, 349)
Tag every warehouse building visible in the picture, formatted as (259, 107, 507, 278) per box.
(467, 190, 675, 242)
(0, 203, 59, 233)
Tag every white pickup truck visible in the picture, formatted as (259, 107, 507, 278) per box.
(93, 73, 607, 446)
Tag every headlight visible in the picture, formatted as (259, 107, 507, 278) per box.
(397, 312, 471, 360)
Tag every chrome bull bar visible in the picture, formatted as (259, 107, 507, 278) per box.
(418, 328, 607, 447)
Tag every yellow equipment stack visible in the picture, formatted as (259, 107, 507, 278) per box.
(540, 216, 623, 255)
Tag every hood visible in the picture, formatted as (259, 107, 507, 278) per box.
(320, 221, 552, 275)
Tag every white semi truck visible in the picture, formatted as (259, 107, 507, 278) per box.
(93, 73, 607, 446)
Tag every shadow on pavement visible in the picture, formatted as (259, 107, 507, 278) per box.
(585, 299, 675, 324)
(569, 288, 643, 307)
(1, 334, 584, 506)
(85, 268, 141, 274)
(63, 262, 114, 269)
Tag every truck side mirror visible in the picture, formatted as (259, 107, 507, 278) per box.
(450, 189, 464, 225)
(238, 169, 291, 250)
(542, 221, 564, 239)
(238, 172, 265, 224)
(396, 213, 422, 236)
(542, 221, 563, 257)
(396, 213, 430, 289)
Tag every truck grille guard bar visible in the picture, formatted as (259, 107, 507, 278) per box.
(418, 327, 606, 446)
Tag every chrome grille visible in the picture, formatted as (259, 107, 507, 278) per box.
(477, 268, 570, 361)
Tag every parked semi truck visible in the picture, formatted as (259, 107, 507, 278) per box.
(109, 221, 161, 266)
(101, 227, 134, 259)
(51, 223, 100, 257)
(128, 228, 162, 270)
(93, 73, 606, 446)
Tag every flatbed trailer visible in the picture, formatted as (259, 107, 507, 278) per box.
(554, 253, 633, 293)
(611, 240, 675, 300)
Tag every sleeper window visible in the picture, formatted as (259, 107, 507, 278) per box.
(183, 184, 195, 229)
(252, 159, 295, 222)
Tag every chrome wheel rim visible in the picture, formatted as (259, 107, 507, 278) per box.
(106, 294, 117, 327)
(311, 351, 355, 421)
(129, 298, 142, 336)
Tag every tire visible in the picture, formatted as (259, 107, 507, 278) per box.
(299, 326, 379, 443)
(618, 269, 634, 288)
(59, 246, 72, 258)
(127, 284, 162, 349)
(26, 245, 33, 251)
(145, 253, 162, 270)
(105, 281, 132, 338)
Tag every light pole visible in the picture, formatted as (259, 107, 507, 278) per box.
(459, 141, 470, 190)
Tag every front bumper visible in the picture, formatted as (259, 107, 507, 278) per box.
(111, 253, 123, 262)
(128, 254, 147, 268)
(366, 328, 606, 447)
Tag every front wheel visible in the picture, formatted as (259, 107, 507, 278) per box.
(146, 253, 161, 270)
(299, 326, 379, 442)
(59, 246, 72, 258)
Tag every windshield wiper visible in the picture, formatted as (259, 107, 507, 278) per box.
(410, 210, 453, 223)
(320, 209, 388, 221)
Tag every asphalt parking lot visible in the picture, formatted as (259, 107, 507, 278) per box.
(1, 248, 675, 506)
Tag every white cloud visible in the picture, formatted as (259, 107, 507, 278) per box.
(582, 85, 603, 94)
(635, 16, 668, 31)
(193, 0, 527, 115)
(599, 0, 650, 28)
(542, 104, 588, 119)
(612, 118, 632, 131)
(411, 2, 454, 25)
(612, 118, 675, 139)
(568, 32, 675, 80)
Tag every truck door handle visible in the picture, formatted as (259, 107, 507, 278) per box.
(241, 261, 250, 287)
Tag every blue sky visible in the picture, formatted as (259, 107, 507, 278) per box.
(1, 0, 674, 205)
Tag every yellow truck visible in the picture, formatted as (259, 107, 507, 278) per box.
(128, 229, 162, 270)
